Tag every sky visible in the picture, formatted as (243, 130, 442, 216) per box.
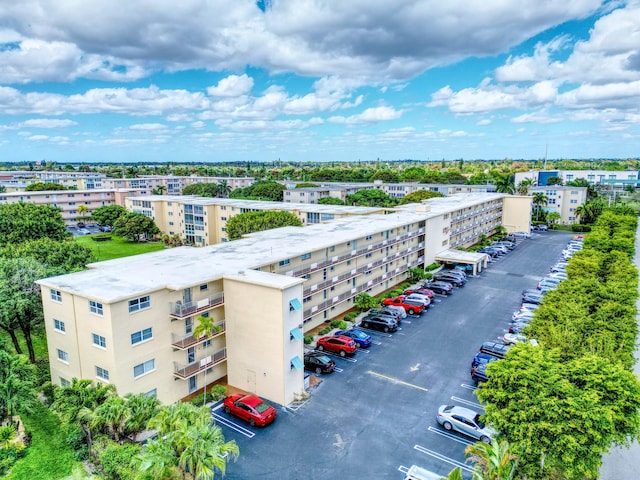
(0, 0, 639, 164)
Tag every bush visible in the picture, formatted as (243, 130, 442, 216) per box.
(319, 327, 332, 335)
(330, 320, 347, 330)
(0, 445, 27, 477)
(400, 282, 412, 289)
(425, 262, 440, 271)
(91, 234, 112, 242)
(304, 335, 314, 344)
(572, 225, 592, 232)
(100, 442, 140, 480)
(63, 424, 89, 461)
(189, 384, 227, 406)
(344, 312, 358, 322)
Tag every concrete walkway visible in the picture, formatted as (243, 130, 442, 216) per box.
(599, 221, 640, 479)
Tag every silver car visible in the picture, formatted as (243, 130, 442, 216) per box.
(436, 405, 496, 443)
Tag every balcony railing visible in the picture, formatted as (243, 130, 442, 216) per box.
(171, 321, 226, 349)
(173, 347, 227, 379)
(169, 293, 224, 319)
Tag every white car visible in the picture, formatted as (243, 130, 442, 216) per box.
(436, 405, 496, 444)
(404, 293, 430, 308)
(512, 231, 531, 239)
(503, 333, 527, 345)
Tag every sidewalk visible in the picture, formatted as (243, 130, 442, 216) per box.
(599, 221, 640, 479)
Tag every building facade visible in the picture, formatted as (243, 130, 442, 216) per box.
(515, 170, 640, 188)
(37, 193, 531, 407)
(528, 186, 588, 224)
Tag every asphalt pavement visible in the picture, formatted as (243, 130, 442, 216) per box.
(218, 230, 577, 480)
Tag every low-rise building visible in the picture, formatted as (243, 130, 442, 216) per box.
(515, 169, 640, 188)
(528, 186, 588, 224)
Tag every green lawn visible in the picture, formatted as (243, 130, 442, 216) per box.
(7, 404, 80, 480)
(74, 234, 165, 261)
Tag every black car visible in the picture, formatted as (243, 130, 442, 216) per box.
(360, 315, 398, 333)
(434, 273, 466, 287)
(471, 352, 501, 368)
(303, 352, 336, 374)
(425, 280, 453, 295)
(471, 362, 490, 384)
(479, 341, 510, 359)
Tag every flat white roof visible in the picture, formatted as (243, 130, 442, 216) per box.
(434, 249, 489, 264)
(39, 193, 505, 303)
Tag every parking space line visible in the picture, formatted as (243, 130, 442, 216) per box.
(357, 327, 393, 337)
(397, 465, 410, 474)
(403, 320, 412, 324)
(210, 404, 256, 438)
(426, 427, 474, 446)
(450, 396, 483, 410)
(334, 367, 344, 373)
(312, 349, 358, 362)
(460, 383, 478, 391)
(367, 371, 429, 392)
(357, 348, 370, 354)
(414, 444, 473, 473)
(372, 340, 383, 345)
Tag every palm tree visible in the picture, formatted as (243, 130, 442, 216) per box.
(0, 350, 37, 421)
(493, 174, 515, 194)
(531, 192, 548, 221)
(91, 395, 129, 442)
(442, 468, 464, 480)
(152, 185, 167, 195)
(179, 420, 240, 480)
(217, 180, 232, 198)
(122, 393, 160, 440)
(193, 315, 221, 406)
(77, 205, 89, 225)
(465, 439, 517, 480)
(516, 178, 533, 195)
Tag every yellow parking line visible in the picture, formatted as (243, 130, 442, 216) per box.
(367, 370, 429, 392)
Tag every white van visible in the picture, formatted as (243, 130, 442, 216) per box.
(404, 465, 442, 480)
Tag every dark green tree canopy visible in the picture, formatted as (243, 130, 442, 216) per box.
(399, 190, 444, 205)
(0, 349, 38, 420)
(225, 211, 302, 240)
(182, 182, 221, 197)
(317, 197, 345, 205)
(0, 203, 69, 245)
(294, 183, 319, 188)
(112, 212, 160, 242)
(230, 181, 286, 201)
(24, 182, 67, 191)
(545, 175, 564, 185)
(345, 189, 397, 207)
(0, 237, 93, 274)
(91, 204, 127, 227)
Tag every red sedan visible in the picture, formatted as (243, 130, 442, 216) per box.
(223, 394, 277, 427)
(316, 335, 358, 357)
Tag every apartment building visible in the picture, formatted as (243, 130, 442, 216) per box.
(283, 181, 495, 204)
(0, 188, 146, 225)
(102, 175, 255, 194)
(37, 193, 531, 407)
(125, 196, 390, 246)
(0, 171, 106, 190)
(528, 186, 587, 224)
(515, 170, 640, 188)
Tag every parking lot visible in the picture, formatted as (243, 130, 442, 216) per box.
(218, 230, 576, 479)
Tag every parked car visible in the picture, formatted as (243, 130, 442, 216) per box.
(434, 273, 466, 287)
(537, 277, 562, 290)
(520, 302, 541, 312)
(503, 333, 527, 345)
(78, 228, 91, 235)
(522, 293, 544, 305)
(403, 288, 435, 300)
(492, 241, 515, 250)
(442, 268, 467, 279)
(316, 335, 357, 357)
(382, 296, 425, 315)
(479, 341, 510, 359)
(451, 263, 474, 272)
(424, 280, 453, 295)
(548, 271, 568, 280)
(368, 308, 402, 324)
(470, 362, 490, 384)
(471, 351, 501, 368)
(304, 352, 336, 374)
(512, 231, 531, 239)
(404, 293, 431, 308)
(532, 224, 548, 231)
(380, 304, 407, 319)
(436, 405, 496, 443)
(403, 465, 443, 480)
(223, 394, 277, 427)
(77, 221, 86, 228)
(360, 315, 398, 332)
(509, 323, 529, 334)
(334, 329, 372, 348)
(98, 225, 112, 232)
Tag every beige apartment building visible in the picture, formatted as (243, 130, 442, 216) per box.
(528, 186, 588, 224)
(0, 188, 145, 225)
(125, 196, 390, 245)
(102, 175, 255, 194)
(37, 193, 531, 407)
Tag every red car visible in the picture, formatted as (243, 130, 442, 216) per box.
(404, 288, 435, 299)
(382, 296, 425, 315)
(223, 394, 277, 427)
(316, 335, 357, 357)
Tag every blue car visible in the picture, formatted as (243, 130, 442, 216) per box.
(471, 352, 500, 369)
(334, 329, 372, 348)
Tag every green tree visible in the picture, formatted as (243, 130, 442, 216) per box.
(465, 439, 517, 480)
(531, 192, 548, 221)
(91, 205, 127, 227)
(225, 211, 302, 241)
(246, 181, 286, 201)
(182, 183, 220, 197)
(151, 185, 167, 195)
(24, 182, 67, 191)
(91, 395, 129, 443)
(0, 237, 94, 273)
(217, 180, 232, 198)
(400, 166, 426, 182)
(516, 178, 533, 195)
(317, 197, 345, 205)
(492, 174, 515, 194)
(0, 350, 38, 421)
(193, 315, 221, 406)
(354, 293, 378, 311)
(407, 267, 429, 283)
(369, 170, 400, 182)
(546, 175, 563, 186)
(399, 190, 444, 205)
(76, 205, 89, 224)
(0, 203, 69, 245)
(477, 346, 640, 480)
(545, 211, 561, 226)
(0, 257, 48, 362)
(345, 189, 397, 207)
(99, 442, 141, 480)
(293, 183, 319, 188)
(112, 212, 160, 242)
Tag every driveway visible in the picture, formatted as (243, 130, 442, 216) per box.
(219, 231, 575, 479)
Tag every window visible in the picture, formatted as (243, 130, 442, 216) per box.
(128, 295, 150, 313)
(60, 377, 70, 387)
(279, 259, 290, 267)
(146, 389, 157, 397)
(131, 327, 153, 345)
(89, 300, 103, 315)
(188, 376, 197, 393)
(301, 253, 311, 261)
(134, 359, 155, 378)
(221, 216, 227, 220)
(92, 333, 106, 348)
(50, 289, 62, 302)
(57, 349, 69, 362)
(199, 284, 208, 291)
(54, 319, 65, 333)
(96, 366, 109, 381)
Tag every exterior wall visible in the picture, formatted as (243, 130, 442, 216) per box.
(0, 188, 144, 225)
(422, 209, 450, 265)
(529, 186, 587, 224)
(501, 196, 533, 233)
(223, 273, 304, 405)
(515, 170, 639, 187)
(447, 199, 503, 249)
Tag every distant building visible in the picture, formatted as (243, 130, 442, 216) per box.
(515, 170, 640, 188)
(528, 186, 588, 224)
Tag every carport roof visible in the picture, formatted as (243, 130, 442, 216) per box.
(434, 249, 488, 264)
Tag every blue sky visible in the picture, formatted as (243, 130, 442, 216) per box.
(0, 0, 638, 163)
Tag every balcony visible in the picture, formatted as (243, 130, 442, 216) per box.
(171, 321, 226, 349)
(169, 293, 224, 319)
(173, 347, 227, 379)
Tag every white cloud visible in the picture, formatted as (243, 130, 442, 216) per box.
(0, 118, 77, 129)
(328, 106, 402, 124)
(207, 74, 254, 97)
(477, 119, 492, 126)
(129, 123, 168, 130)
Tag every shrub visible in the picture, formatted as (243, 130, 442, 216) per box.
(63, 424, 89, 461)
(425, 262, 440, 271)
(189, 384, 227, 406)
(0, 445, 27, 477)
(344, 312, 358, 322)
(91, 233, 112, 242)
(304, 335, 314, 344)
(319, 327, 332, 335)
(572, 225, 592, 232)
(100, 442, 140, 480)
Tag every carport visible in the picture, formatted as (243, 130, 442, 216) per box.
(434, 249, 489, 276)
